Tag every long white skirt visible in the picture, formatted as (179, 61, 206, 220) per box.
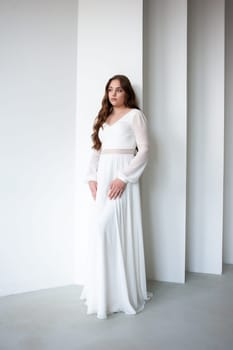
(80, 153, 151, 319)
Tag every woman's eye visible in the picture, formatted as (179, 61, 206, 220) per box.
(108, 88, 123, 93)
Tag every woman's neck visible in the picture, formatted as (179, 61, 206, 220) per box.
(112, 106, 131, 115)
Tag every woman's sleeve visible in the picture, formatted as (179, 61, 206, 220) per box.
(86, 149, 101, 182)
(118, 111, 149, 183)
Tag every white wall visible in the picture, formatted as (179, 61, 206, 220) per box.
(1, 0, 231, 297)
(75, 0, 143, 284)
(186, 0, 225, 274)
(224, 0, 233, 264)
(143, 0, 187, 283)
(0, 0, 77, 296)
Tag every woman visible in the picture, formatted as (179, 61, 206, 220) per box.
(80, 74, 152, 319)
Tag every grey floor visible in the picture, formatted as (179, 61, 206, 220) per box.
(0, 265, 233, 350)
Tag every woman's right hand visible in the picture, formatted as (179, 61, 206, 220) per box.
(88, 181, 98, 200)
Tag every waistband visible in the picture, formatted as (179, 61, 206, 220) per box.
(101, 148, 136, 155)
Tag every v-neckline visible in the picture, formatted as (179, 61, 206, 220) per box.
(105, 109, 134, 127)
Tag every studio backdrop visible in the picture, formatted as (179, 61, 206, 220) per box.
(0, 0, 232, 297)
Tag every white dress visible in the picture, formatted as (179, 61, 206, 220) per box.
(80, 108, 152, 319)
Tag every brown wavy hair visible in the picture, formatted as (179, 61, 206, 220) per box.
(92, 74, 139, 150)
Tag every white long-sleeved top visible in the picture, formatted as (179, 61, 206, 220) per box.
(86, 109, 149, 183)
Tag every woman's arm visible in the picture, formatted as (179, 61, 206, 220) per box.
(86, 149, 100, 200)
(118, 111, 149, 183)
(86, 149, 101, 182)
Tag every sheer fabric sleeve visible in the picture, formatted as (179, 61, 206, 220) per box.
(118, 111, 149, 183)
(86, 149, 101, 182)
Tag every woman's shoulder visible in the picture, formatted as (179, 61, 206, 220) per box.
(129, 108, 147, 122)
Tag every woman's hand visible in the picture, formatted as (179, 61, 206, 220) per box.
(108, 178, 126, 200)
(88, 181, 97, 200)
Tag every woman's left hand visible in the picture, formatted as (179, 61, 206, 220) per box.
(108, 178, 126, 200)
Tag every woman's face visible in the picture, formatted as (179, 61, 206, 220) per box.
(107, 79, 126, 108)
